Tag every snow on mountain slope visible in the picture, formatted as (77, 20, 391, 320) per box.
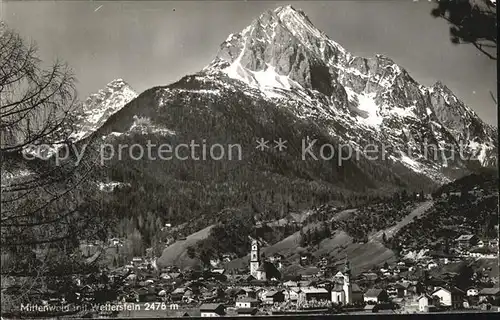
(200, 4, 497, 181)
(72, 79, 138, 141)
(427, 81, 497, 167)
(21, 79, 137, 160)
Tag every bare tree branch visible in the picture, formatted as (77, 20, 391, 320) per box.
(431, 0, 497, 60)
(1, 24, 113, 316)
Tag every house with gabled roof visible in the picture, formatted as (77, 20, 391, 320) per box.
(431, 286, 465, 309)
(284, 286, 301, 302)
(364, 289, 389, 304)
(263, 289, 285, 304)
(236, 307, 259, 316)
(211, 268, 225, 274)
(479, 287, 500, 303)
(238, 287, 256, 299)
(235, 296, 260, 308)
(199, 303, 225, 317)
(418, 294, 439, 312)
(283, 280, 298, 287)
(299, 287, 329, 302)
(455, 234, 478, 249)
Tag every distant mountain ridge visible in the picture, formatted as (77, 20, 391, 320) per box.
(71, 79, 137, 142)
(18, 79, 137, 160)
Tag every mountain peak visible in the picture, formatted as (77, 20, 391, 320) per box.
(209, 4, 349, 95)
(274, 4, 307, 20)
(275, 4, 297, 12)
(273, 4, 325, 40)
(251, 5, 305, 22)
(71, 79, 138, 141)
(431, 80, 451, 92)
(84, 79, 136, 107)
(105, 78, 133, 91)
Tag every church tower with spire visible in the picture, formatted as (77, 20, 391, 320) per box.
(332, 255, 353, 305)
(342, 258, 352, 304)
(250, 239, 260, 278)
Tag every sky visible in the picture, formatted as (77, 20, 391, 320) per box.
(1, 0, 497, 125)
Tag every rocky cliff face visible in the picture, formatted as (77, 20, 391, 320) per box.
(428, 81, 497, 167)
(19, 79, 137, 160)
(201, 5, 497, 181)
(71, 79, 138, 142)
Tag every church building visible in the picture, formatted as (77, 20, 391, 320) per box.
(331, 259, 353, 305)
(249, 238, 281, 281)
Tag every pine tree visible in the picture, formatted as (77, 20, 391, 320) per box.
(299, 228, 307, 247)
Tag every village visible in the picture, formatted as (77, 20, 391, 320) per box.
(68, 231, 500, 318)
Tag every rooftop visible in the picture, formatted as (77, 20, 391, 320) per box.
(365, 288, 385, 297)
(456, 235, 476, 241)
(199, 303, 225, 311)
(479, 287, 500, 295)
(237, 307, 258, 315)
(301, 287, 328, 294)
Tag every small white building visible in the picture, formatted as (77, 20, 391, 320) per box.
(418, 294, 430, 312)
(299, 287, 329, 303)
(418, 294, 437, 312)
(109, 238, 122, 246)
(199, 303, 225, 317)
(427, 262, 438, 270)
(235, 297, 259, 309)
(364, 289, 388, 304)
(467, 288, 479, 297)
(283, 280, 298, 287)
(331, 284, 346, 304)
(131, 257, 143, 265)
(283, 287, 301, 302)
(432, 287, 465, 309)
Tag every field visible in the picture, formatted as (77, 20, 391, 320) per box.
(157, 225, 214, 269)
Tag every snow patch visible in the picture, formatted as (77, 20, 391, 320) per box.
(390, 106, 417, 119)
(71, 84, 137, 141)
(399, 153, 423, 173)
(1, 169, 32, 183)
(129, 116, 176, 136)
(344, 87, 357, 101)
(98, 181, 131, 192)
(253, 64, 294, 91)
(468, 140, 494, 165)
(174, 88, 221, 95)
(356, 92, 383, 128)
(224, 59, 302, 99)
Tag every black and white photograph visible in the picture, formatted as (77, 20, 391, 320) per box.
(0, 0, 498, 318)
